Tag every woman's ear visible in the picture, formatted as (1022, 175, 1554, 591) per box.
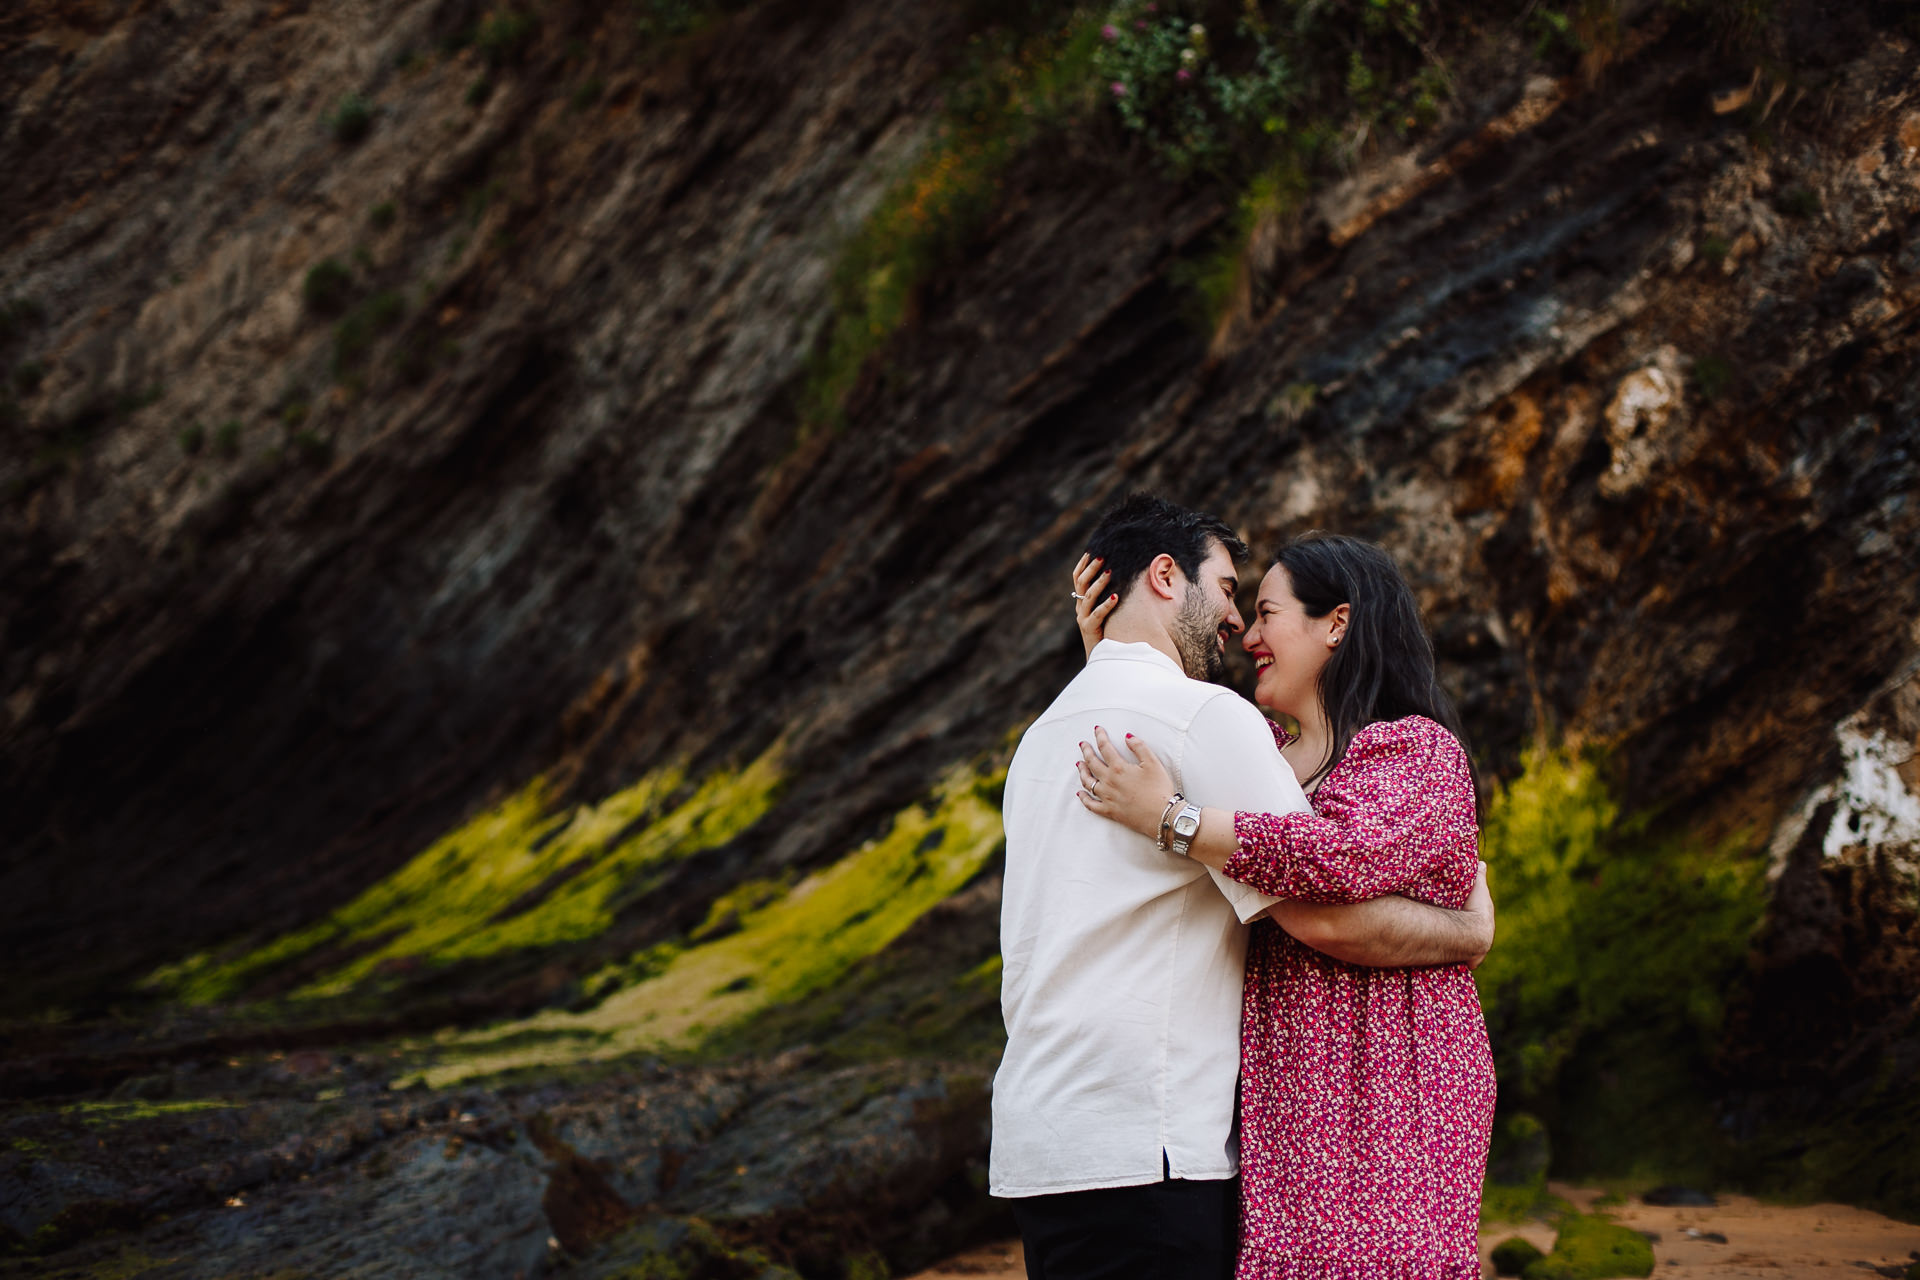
(1327, 602, 1351, 647)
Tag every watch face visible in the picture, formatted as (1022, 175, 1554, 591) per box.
(1174, 811, 1201, 837)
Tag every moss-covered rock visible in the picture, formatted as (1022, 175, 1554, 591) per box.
(1491, 1236, 1546, 1276)
(560, 1215, 799, 1279)
(1521, 1214, 1654, 1280)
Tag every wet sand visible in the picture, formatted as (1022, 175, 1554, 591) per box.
(904, 1184, 1920, 1279)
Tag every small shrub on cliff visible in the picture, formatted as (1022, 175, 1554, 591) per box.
(1775, 184, 1821, 218)
(1092, 6, 1294, 175)
(213, 419, 242, 459)
(569, 77, 605, 111)
(0, 296, 46, 345)
(332, 291, 406, 376)
(1690, 353, 1733, 402)
(290, 428, 333, 465)
(369, 200, 397, 231)
(116, 384, 163, 416)
(178, 423, 206, 455)
(328, 95, 373, 144)
(1090, 0, 1456, 179)
(303, 259, 354, 314)
(475, 9, 538, 66)
(636, 0, 706, 40)
(12, 360, 46, 395)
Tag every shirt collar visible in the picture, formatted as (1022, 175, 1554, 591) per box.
(1088, 638, 1186, 677)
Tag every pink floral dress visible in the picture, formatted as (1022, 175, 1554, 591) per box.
(1222, 715, 1495, 1280)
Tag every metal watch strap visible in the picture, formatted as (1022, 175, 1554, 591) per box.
(1156, 793, 1185, 851)
(1169, 802, 1204, 857)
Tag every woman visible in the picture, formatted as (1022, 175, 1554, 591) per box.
(1070, 532, 1493, 1280)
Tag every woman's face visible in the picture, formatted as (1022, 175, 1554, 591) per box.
(1243, 564, 1346, 718)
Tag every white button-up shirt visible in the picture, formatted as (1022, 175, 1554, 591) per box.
(990, 639, 1310, 1198)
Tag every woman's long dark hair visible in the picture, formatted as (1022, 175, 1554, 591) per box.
(1276, 532, 1480, 811)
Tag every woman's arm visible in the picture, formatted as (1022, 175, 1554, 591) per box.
(1218, 720, 1473, 903)
(1077, 719, 1475, 904)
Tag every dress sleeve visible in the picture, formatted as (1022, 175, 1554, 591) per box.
(1221, 717, 1474, 904)
(1265, 716, 1294, 754)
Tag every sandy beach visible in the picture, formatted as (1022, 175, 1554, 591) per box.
(905, 1185, 1920, 1279)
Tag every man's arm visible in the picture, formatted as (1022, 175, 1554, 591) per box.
(1268, 862, 1494, 969)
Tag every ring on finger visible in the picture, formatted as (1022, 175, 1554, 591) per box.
(1071, 591, 1086, 601)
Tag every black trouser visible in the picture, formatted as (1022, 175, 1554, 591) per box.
(1010, 1174, 1238, 1280)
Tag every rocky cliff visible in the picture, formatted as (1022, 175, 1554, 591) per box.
(3, 0, 1918, 1274)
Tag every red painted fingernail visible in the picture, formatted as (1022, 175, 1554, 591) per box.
(1109, 594, 1117, 602)
(1126, 734, 1134, 739)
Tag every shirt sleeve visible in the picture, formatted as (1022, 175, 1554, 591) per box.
(1177, 695, 1311, 923)
(1220, 717, 1473, 905)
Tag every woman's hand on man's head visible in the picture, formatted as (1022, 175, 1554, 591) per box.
(1075, 726, 1177, 842)
(1072, 553, 1117, 659)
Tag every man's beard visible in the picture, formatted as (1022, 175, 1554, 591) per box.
(1172, 585, 1228, 685)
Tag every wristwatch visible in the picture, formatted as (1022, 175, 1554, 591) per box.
(1169, 803, 1203, 857)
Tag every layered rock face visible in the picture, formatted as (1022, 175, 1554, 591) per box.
(3, 0, 1918, 1273)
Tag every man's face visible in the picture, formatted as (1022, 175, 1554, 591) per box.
(1171, 541, 1244, 684)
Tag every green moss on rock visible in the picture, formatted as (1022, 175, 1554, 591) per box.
(565, 1214, 799, 1279)
(1473, 742, 1767, 1184)
(1522, 1214, 1654, 1280)
(414, 760, 1008, 1085)
(147, 751, 785, 1004)
(1491, 1236, 1546, 1276)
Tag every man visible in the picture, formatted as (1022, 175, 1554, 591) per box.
(991, 494, 1493, 1280)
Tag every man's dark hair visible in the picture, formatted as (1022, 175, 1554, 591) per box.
(1085, 493, 1248, 604)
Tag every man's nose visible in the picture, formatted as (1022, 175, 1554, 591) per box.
(1225, 605, 1245, 635)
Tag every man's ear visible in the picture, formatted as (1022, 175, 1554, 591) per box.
(1144, 553, 1182, 603)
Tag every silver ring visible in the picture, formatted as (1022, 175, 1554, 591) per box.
(1071, 591, 1086, 601)
(1087, 778, 1098, 797)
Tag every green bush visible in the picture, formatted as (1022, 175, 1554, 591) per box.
(569, 77, 605, 111)
(116, 384, 163, 415)
(12, 360, 46, 395)
(290, 429, 333, 465)
(466, 76, 493, 106)
(368, 200, 397, 230)
(328, 95, 373, 144)
(303, 259, 354, 314)
(636, 0, 714, 41)
(279, 398, 310, 428)
(1775, 184, 1820, 218)
(1522, 1214, 1654, 1280)
(0, 297, 46, 345)
(1691, 353, 1733, 402)
(1088, 0, 1463, 180)
(1093, 7, 1294, 175)
(213, 419, 242, 459)
(1699, 233, 1731, 265)
(332, 290, 406, 376)
(1493, 1237, 1546, 1277)
(178, 423, 206, 455)
(475, 9, 538, 66)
